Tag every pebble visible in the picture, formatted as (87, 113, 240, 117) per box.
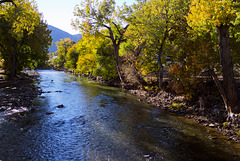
(209, 123, 215, 127)
(143, 155, 150, 158)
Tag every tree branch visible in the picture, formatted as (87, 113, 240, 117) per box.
(201, 69, 233, 119)
(0, 0, 16, 7)
(112, 22, 122, 35)
(117, 24, 129, 46)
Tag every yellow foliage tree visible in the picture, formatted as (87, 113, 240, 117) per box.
(187, 0, 240, 119)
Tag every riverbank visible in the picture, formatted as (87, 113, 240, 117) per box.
(3, 69, 239, 144)
(66, 70, 240, 143)
(129, 88, 240, 143)
(0, 71, 41, 117)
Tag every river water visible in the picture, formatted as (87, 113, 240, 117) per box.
(0, 70, 239, 161)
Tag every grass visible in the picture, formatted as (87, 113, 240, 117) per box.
(170, 102, 183, 108)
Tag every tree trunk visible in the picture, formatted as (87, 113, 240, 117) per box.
(157, 28, 169, 89)
(114, 45, 124, 86)
(217, 24, 239, 115)
(208, 69, 233, 120)
(105, 23, 128, 88)
(158, 51, 164, 89)
(9, 44, 17, 80)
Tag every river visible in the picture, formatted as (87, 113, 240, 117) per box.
(0, 70, 239, 161)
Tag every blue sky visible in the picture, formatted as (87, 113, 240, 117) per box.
(35, 0, 136, 35)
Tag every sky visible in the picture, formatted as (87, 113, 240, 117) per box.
(35, 0, 136, 35)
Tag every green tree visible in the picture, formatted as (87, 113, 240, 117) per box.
(0, 0, 52, 79)
(53, 38, 75, 69)
(187, 0, 240, 117)
(125, 0, 190, 89)
(65, 44, 78, 70)
(72, 0, 129, 86)
(94, 33, 117, 80)
(74, 34, 97, 75)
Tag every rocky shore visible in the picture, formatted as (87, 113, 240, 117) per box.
(0, 71, 41, 117)
(129, 89, 240, 143)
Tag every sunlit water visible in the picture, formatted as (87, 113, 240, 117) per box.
(0, 70, 239, 161)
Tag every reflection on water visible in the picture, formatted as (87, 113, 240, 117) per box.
(0, 70, 239, 161)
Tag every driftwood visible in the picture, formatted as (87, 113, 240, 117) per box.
(201, 69, 234, 121)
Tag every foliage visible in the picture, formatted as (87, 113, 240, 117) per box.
(65, 44, 78, 70)
(53, 38, 75, 69)
(168, 64, 198, 99)
(74, 33, 117, 79)
(186, 0, 240, 72)
(94, 35, 117, 79)
(187, 0, 237, 32)
(67, 0, 240, 114)
(73, 0, 129, 84)
(0, 0, 52, 77)
(72, 0, 116, 34)
(187, 0, 240, 114)
(74, 34, 97, 75)
(123, 0, 190, 88)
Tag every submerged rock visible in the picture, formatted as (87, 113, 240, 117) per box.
(57, 104, 64, 108)
(46, 112, 54, 115)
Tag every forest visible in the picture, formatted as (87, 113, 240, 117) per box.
(1, 0, 240, 141)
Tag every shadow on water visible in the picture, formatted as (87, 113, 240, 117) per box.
(0, 70, 239, 160)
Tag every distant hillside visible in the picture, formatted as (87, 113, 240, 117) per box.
(47, 25, 82, 53)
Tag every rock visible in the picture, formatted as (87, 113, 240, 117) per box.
(143, 155, 150, 158)
(209, 123, 215, 127)
(0, 108, 5, 112)
(57, 104, 64, 108)
(80, 120, 86, 125)
(46, 112, 54, 115)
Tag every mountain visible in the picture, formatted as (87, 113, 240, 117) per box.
(47, 25, 82, 53)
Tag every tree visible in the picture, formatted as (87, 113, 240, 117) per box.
(125, 0, 190, 89)
(0, 0, 52, 79)
(65, 44, 78, 70)
(53, 38, 75, 69)
(94, 32, 117, 80)
(187, 0, 240, 118)
(72, 0, 129, 86)
(74, 34, 97, 75)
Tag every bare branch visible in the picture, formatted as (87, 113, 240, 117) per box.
(124, 24, 129, 30)
(102, 24, 111, 30)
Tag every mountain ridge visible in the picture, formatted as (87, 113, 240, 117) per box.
(47, 25, 81, 53)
